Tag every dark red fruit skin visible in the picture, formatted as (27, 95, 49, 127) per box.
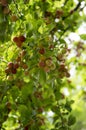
(24, 126, 29, 130)
(19, 35, 26, 42)
(39, 48, 45, 55)
(7, 62, 14, 69)
(59, 63, 65, 70)
(39, 60, 46, 68)
(70, 10, 74, 14)
(56, 10, 63, 15)
(16, 56, 21, 62)
(11, 68, 17, 74)
(14, 62, 19, 69)
(13, 35, 25, 48)
(21, 63, 28, 70)
(13, 37, 19, 43)
(55, 10, 63, 18)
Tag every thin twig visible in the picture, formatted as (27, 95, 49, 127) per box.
(57, 26, 70, 42)
(63, 0, 69, 6)
(62, 2, 81, 20)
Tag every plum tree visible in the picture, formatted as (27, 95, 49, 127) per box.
(0, 0, 86, 130)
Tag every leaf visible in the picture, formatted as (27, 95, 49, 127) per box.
(68, 115, 76, 126)
(38, 25, 44, 34)
(80, 34, 86, 40)
(65, 100, 73, 112)
(39, 69, 46, 85)
(18, 105, 31, 125)
(22, 82, 34, 96)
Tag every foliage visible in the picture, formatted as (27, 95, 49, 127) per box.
(0, 0, 86, 130)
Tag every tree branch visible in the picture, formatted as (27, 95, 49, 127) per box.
(62, 2, 81, 20)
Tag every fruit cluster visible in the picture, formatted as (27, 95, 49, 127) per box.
(0, 0, 18, 21)
(39, 57, 56, 73)
(13, 35, 26, 48)
(5, 62, 19, 75)
(58, 62, 70, 78)
(5, 34, 28, 78)
(0, 0, 10, 15)
(5, 49, 28, 76)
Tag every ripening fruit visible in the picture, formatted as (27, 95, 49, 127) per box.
(18, 35, 26, 43)
(50, 63, 56, 70)
(39, 47, 45, 55)
(13, 36, 19, 43)
(45, 59, 52, 66)
(13, 35, 26, 48)
(21, 63, 28, 69)
(5, 67, 11, 74)
(15, 41, 23, 48)
(3, 7, 10, 14)
(39, 60, 46, 68)
(24, 126, 29, 130)
(0, 0, 8, 6)
(14, 62, 19, 69)
(7, 62, 14, 69)
(70, 10, 74, 14)
(56, 10, 63, 15)
(34, 91, 43, 99)
(37, 107, 44, 113)
(24, 70, 29, 76)
(16, 56, 21, 63)
(57, 53, 63, 61)
(59, 63, 65, 70)
(65, 72, 70, 78)
(11, 15, 18, 22)
(44, 66, 50, 72)
(44, 11, 52, 17)
(11, 68, 17, 74)
(55, 10, 63, 18)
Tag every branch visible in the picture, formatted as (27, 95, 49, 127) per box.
(80, 3, 86, 11)
(62, 2, 81, 20)
(57, 26, 70, 42)
(73, 2, 81, 12)
(63, 0, 69, 6)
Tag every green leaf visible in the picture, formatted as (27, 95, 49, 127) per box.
(18, 105, 31, 126)
(39, 69, 46, 85)
(80, 34, 86, 40)
(38, 25, 44, 34)
(22, 82, 34, 95)
(68, 115, 76, 126)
